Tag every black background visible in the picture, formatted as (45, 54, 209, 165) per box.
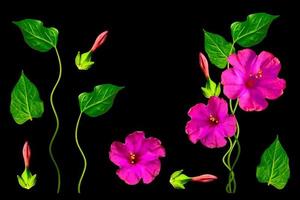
(1, 0, 298, 198)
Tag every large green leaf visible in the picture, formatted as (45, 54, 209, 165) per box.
(204, 30, 234, 69)
(13, 19, 58, 52)
(79, 84, 124, 117)
(231, 13, 279, 47)
(10, 71, 44, 124)
(256, 135, 290, 190)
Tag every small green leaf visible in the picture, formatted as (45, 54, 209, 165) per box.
(256, 135, 290, 190)
(79, 84, 124, 117)
(75, 51, 95, 70)
(17, 168, 37, 190)
(13, 19, 58, 52)
(10, 71, 44, 125)
(201, 78, 221, 98)
(17, 175, 26, 189)
(204, 30, 234, 69)
(169, 169, 191, 189)
(231, 13, 279, 47)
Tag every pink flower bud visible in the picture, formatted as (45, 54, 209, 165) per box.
(22, 141, 31, 168)
(90, 30, 108, 52)
(191, 174, 217, 183)
(199, 52, 210, 79)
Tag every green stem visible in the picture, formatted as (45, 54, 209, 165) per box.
(75, 112, 86, 194)
(223, 99, 241, 193)
(48, 47, 62, 194)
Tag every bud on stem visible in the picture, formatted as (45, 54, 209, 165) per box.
(199, 52, 210, 79)
(90, 31, 108, 52)
(22, 141, 31, 168)
(191, 174, 218, 183)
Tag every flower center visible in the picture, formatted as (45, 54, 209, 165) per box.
(246, 70, 263, 88)
(129, 152, 137, 164)
(209, 114, 219, 124)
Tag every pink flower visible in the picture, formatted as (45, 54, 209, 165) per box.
(199, 52, 210, 79)
(90, 30, 108, 52)
(109, 131, 166, 185)
(221, 49, 286, 111)
(185, 96, 237, 148)
(22, 141, 31, 168)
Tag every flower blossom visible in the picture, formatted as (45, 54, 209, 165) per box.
(109, 131, 166, 185)
(221, 49, 286, 111)
(185, 96, 237, 148)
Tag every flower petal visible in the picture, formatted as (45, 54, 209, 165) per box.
(200, 127, 227, 148)
(258, 78, 286, 100)
(109, 141, 130, 167)
(228, 49, 257, 73)
(187, 103, 209, 120)
(218, 115, 237, 137)
(186, 121, 209, 144)
(207, 96, 229, 119)
(116, 166, 141, 185)
(142, 137, 166, 157)
(256, 51, 281, 78)
(238, 90, 268, 111)
(125, 131, 145, 153)
(221, 68, 245, 99)
(141, 160, 161, 184)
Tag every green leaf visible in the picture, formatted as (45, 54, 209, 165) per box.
(169, 169, 191, 189)
(79, 84, 124, 117)
(204, 30, 234, 69)
(17, 175, 27, 189)
(17, 168, 37, 190)
(256, 135, 290, 190)
(10, 71, 44, 125)
(231, 13, 279, 47)
(13, 19, 58, 52)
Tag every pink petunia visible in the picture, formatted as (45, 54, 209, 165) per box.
(221, 49, 286, 111)
(109, 131, 166, 185)
(185, 96, 237, 148)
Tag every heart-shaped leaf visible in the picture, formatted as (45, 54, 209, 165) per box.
(13, 19, 58, 52)
(204, 30, 234, 69)
(256, 135, 290, 190)
(10, 71, 44, 124)
(231, 13, 279, 47)
(79, 84, 124, 117)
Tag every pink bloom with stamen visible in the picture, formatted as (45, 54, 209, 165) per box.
(221, 49, 286, 111)
(90, 30, 108, 52)
(109, 131, 166, 185)
(22, 141, 31, 168)
(185, 96, 237, 148)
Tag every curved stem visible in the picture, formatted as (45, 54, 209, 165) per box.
(232, 122, 241, 169)
(223, 99, 241, 193)
(48, 47, 62, 193)
(75, 112, 86, 194)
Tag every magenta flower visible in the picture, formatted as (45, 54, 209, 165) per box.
(109, 131, 166, 185)
(185, 96, 237, 148)
(221, 49, 286, 111)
